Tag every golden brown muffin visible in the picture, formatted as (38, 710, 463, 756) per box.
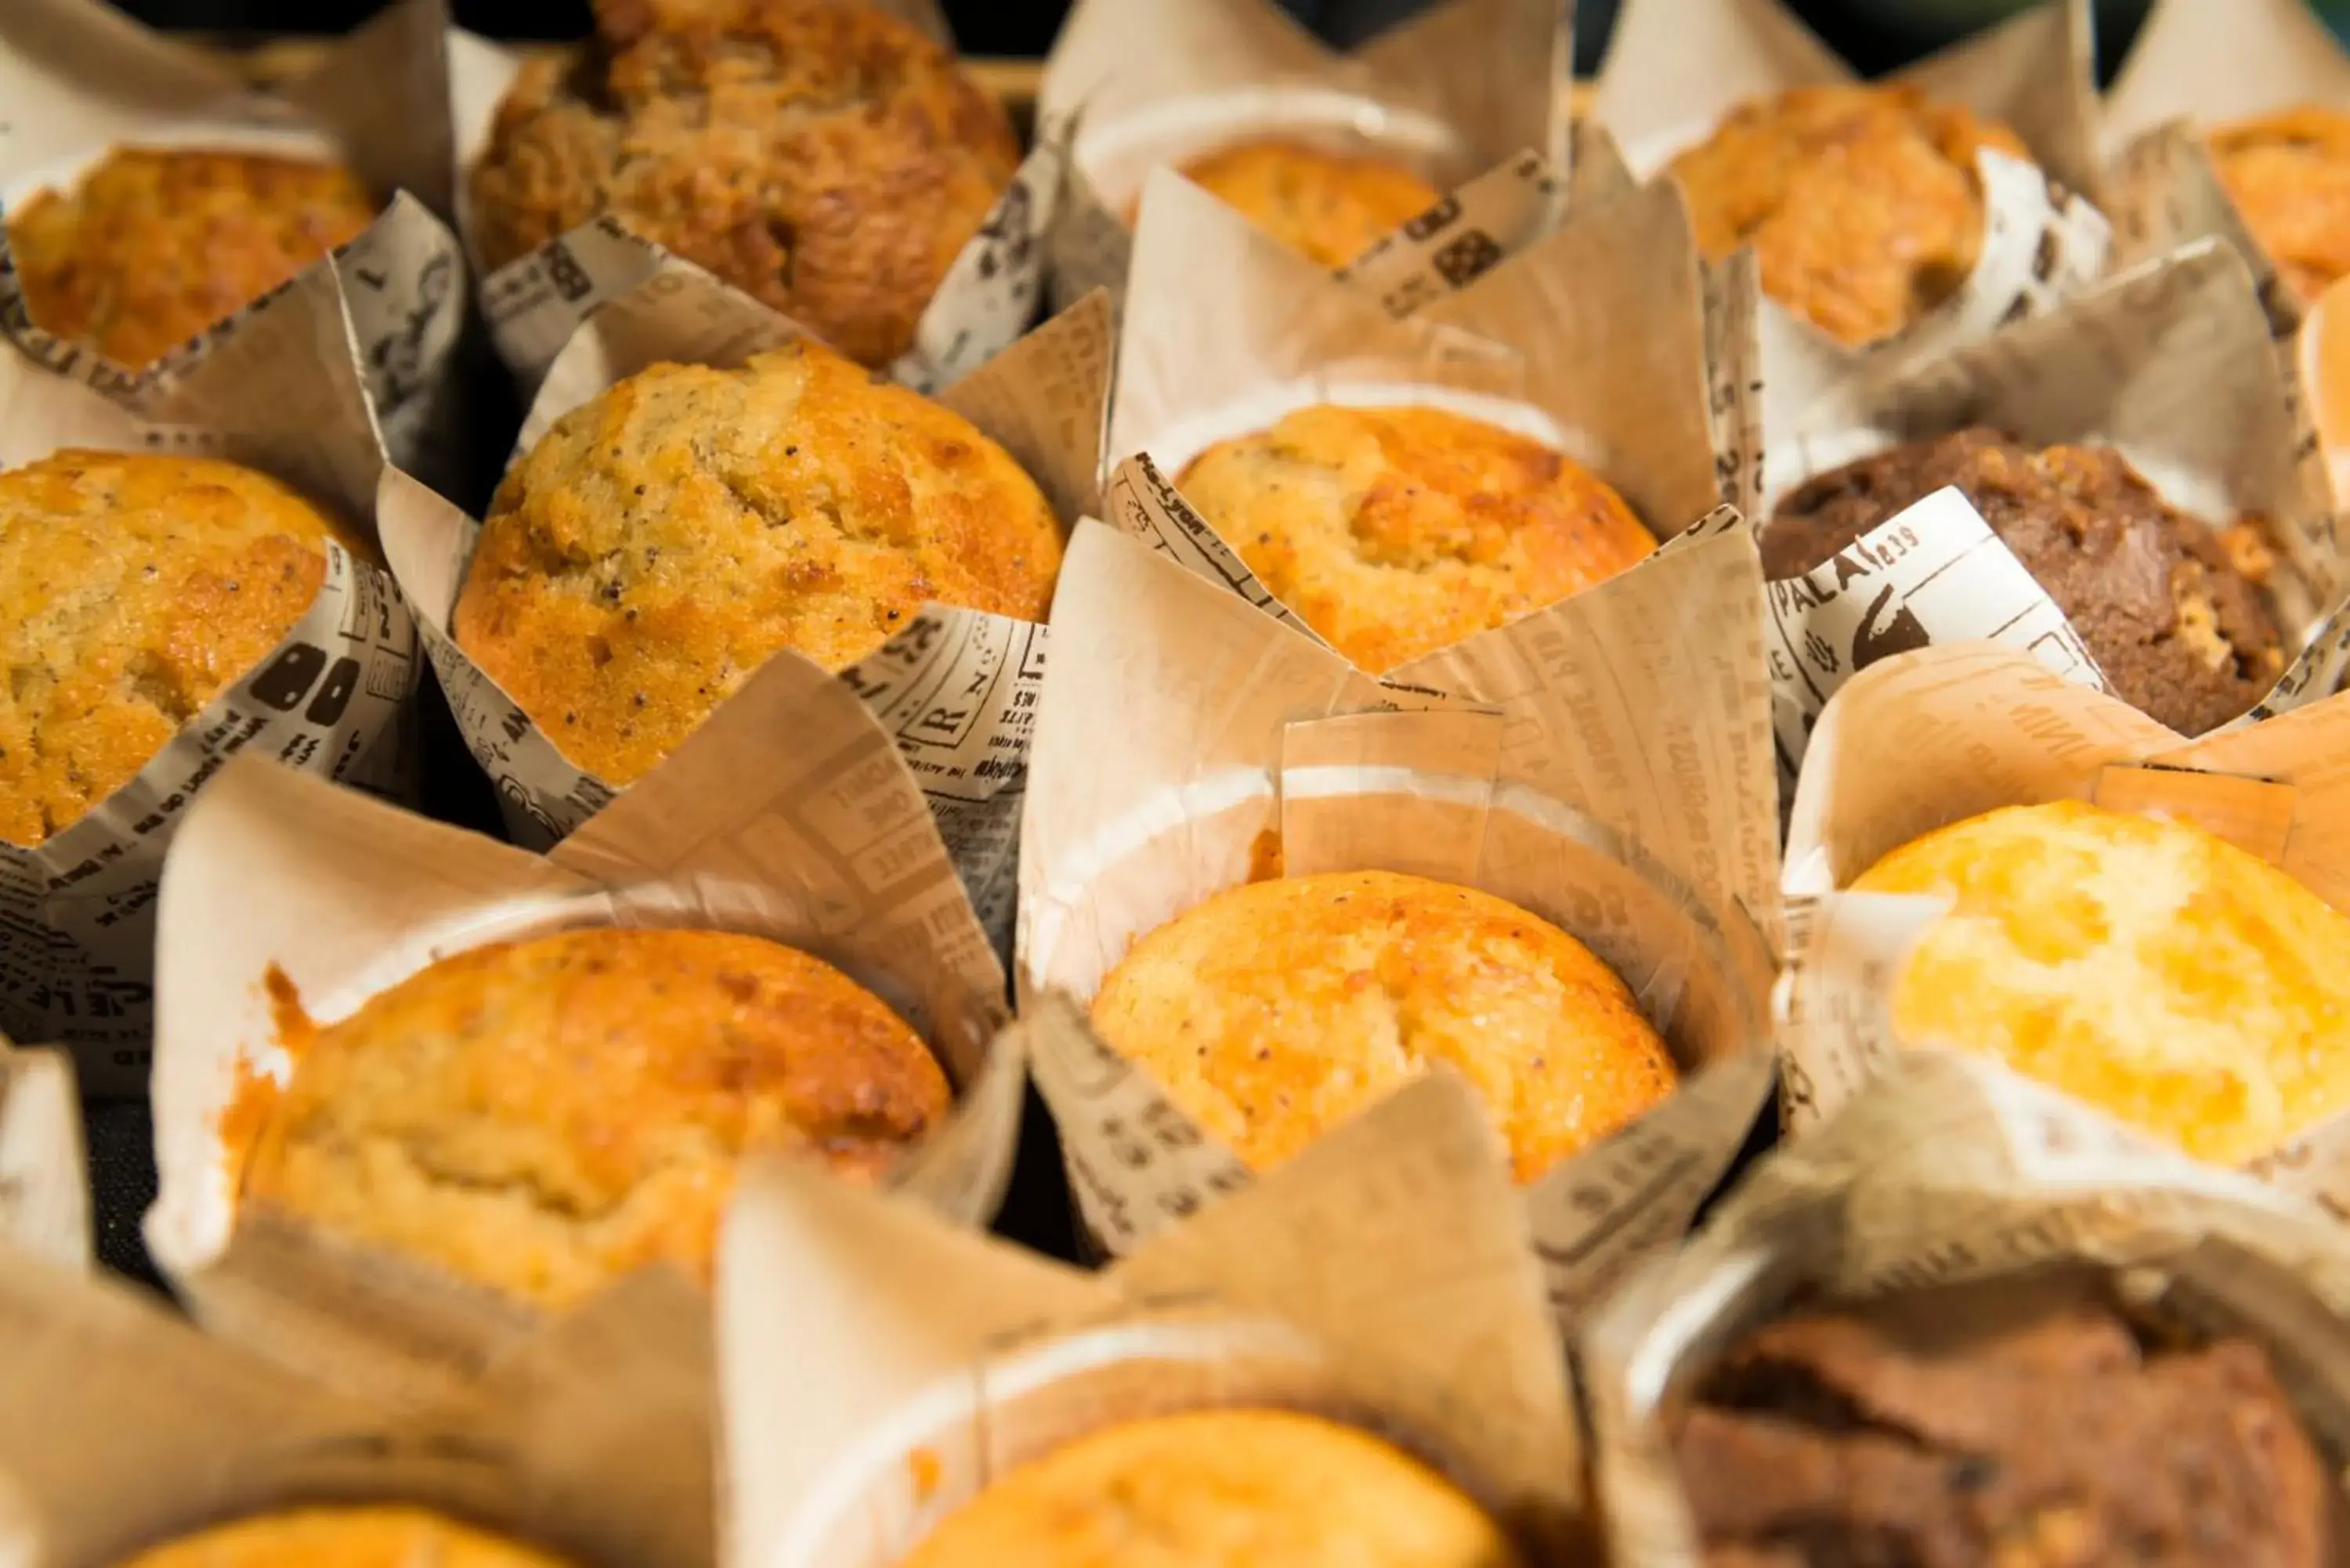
(0, 450, 360, 847)
(468, 0, 1020, 368)
(7, 146, 375, 369)
(2209, 107, 2350, 306)
(1853, 800, 2350, 1167)
(1173, 404, 1655, 671)
(112, 1508, 574, 1568)
(1090, 869, 1677, 1181)
(1668, 85, 2032, 346)
(451, 338, 1063, 785)
(242, 927, 950, 1310)
(899, 1408, 1524, 1568)
(1171, 139, 1443, 269)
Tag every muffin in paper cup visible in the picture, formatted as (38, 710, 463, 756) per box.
(721, 1069, 1589, 1566)
(0, 0, 475, 499)
(1585, 1048, 2350, 1566)
(0, 265, 419, 1097)
(0, 1037, 87, 1273)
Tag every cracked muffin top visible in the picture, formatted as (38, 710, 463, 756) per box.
(240, 927, 949, 1310)
(1668, 85, 2031, 347)
(0, 450, 363, 847)
(2209, 106, 2350, 307)
(467, 0, 1020, 368)
(1088, 869, 1676, 1182)
(1167, 139, 1442, 269)
(450, 337, 1064, 786)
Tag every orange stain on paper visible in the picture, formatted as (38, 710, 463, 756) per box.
(218, 964, 318, 1191)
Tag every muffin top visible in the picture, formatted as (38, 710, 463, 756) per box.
(7, 146, 375, 369)
(1668, 85, 2030, 346)
(1173, 404, 1656, 672)
(1174, 139, 1442, 269)
(1090, 869, 1677, 1182)
(243, 927, 950, 1310)
(452, 338, 1064, 785)
(1766, 428, 2283, 736)
(112, 1507, 577, 1568)
(0, 450, 357, 847)
(2209, 106, 2350, 306)
(900, 1408, 1524, 1568)
(468, 0, 1020, 368)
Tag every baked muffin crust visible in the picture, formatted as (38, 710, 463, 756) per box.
(2209, 106, 2350, 306)
(113, 1508, 577, 1568)
(1174, 139, 1442, 269)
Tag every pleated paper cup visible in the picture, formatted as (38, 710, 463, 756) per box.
(0, 1039, 87, 1272)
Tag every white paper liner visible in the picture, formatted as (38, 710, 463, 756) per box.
(720, 1069, 1589, 1567)
(0, 266, 419, 1097)
(1585, 1048, 2350, 1567)
(143, 645, 1020, 1406)
(0, 1039, 89, 1272)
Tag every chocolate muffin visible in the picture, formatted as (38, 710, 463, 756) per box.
(1674, 1279, 2329, 1567)
(1765, 428, 2283, 736)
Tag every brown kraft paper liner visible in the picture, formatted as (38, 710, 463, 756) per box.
(721, 1068, 1591, 1564)
(1584, 1048, 2350, 1566)
(0, 1038, 89, 1272)
(1038, 0, 1570, 313)
(1600, 0, 2109, 395)
(0, 0, 475, 497)
(1016, 521, 1778, 1324)
(1775, 638, 2350, 1208)
(380, 257, 1108, 955)
(0, 266, 420, 1097)
(1759, 242, 2348, 793)
(0, 1244, 714, 1568)
(142, 653, 1020, 1408)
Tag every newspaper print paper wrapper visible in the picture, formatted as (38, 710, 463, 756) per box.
(1598, 0, 2109, 400)
(380, 258, 1108, 956)
(0, 1038, 89, 1272)
(1038, 0, 1571, 313)
(143, 656, 1021, 1407)
(1585, 1048, 2350, 1567)
(0, 268, 420, 1098)
(0, 0, 475, 498)
(0, 1246, 715, 1568)
(1774, 638, 2350, 1201)
(1758, 241, 2348, 796)
(1016, 521, 1779, 1327)
(721, 1069, 1593, 1565)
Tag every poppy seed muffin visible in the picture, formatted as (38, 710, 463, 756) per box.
(1090, 869, 1677, 1182)
(1668, 85, 2032, 346)
(1173, 139, 1442, 269)
(451, 338, 1064, 785)
(0, 450, 360, 847)
(112, 1508, 577, 1568)
(2208, 107, 2350, 306)
(7, 146, 375, 369)
(900, 1408, 1524, 1568)
(1765, 428, 2283, 736)
(1173, 404, 1656, 672)
(468, 0, 1020, 368)
(242, 927, 950, 1310)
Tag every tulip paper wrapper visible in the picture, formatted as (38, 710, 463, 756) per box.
(0, 267, 419, 1096)
(1584, 1048, 2350, 1567)
(1757, 242, 2348, 792)
(0, 1245, 716, 1568)
(0, 1038, 88, 1272)
(721, 1070, 1589, 1567)
(380, 257, 1108, 953)
(0, 0, 474, 496)
(143, 653, 1019, 1407)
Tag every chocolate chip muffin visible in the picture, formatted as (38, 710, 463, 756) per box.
(468, 0, 1020, 368)
(1173, 139, 1442, 269)
(2209, 107, 2350, 306)
(1765, 428, 2283, 735)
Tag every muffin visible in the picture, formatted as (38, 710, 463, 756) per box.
(1171, 139, 1442, 269)
(1173, 404, 1657, 672)
(7, 146, 375, 369)
(1675, 1277, 2328, 1567)
(113, 1508, 575, 1568)
(2208, 107, 2350, 306)
(1852, 800, 2350, 1167)
(450, 338, 1063, 785)
(1668, 85, 2031, 346)
(468, 0, 1020, 369)
(1090, 869, 1677, 1181)
(1766, 428, 2283, 736)
(899, 1408, 1524, 1568)
(242, 927, 950, 1309)
(0, 450, 362, 847)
